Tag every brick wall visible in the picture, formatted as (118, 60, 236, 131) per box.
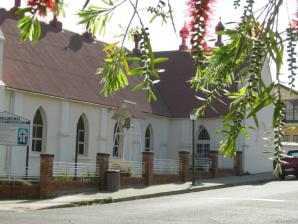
(51, 180, 98, 194)
(120, 176, 144, 188)
(0, 184, 39, 199)
(217, 169, 235, 177)
(153, 174, 181, 184)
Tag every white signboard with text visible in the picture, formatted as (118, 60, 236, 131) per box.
(0, 111, 30, 146)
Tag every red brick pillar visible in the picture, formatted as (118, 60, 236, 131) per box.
(179, 151, 190, 182)
(40, 154, 54, 199)
(142, 151, 154, 186)
(209, 151, 218, 178)
(96, 153, 110, 190)
(234, 151, 243, 176)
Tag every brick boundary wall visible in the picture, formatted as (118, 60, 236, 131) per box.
(51, 180, 98, 194)
(234, 151, 243, 176)
(120, 176, 144, 188)
(189, 171, 211, 180)
(153, 174, 181, 184)
(40, 154, 54, 199)
(217, 169, 236, 177)
(142, 151, 154, 186)
(97, 153, 110, 190)
(0, 184, 39, 199)
(179, 151, 190, 182)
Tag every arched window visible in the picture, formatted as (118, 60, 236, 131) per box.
(113, 122, 120, 157)
(32, 109, 44, 152)
(76, 116, 87, 156)
(196, 127, 210, 158)
(145, 125, 153, 152)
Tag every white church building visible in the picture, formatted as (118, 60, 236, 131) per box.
(0, 8, 273, 178)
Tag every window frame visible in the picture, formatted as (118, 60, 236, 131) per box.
(76, 116, 87, 156)
(144, 125, 152, 152)
(32, 110, 44, 153)
(113, 122, 120, 157)
(285, 102, 298, 122)
(196, 127, 210, 158)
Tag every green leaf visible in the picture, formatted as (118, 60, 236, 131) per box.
(126, 57, 141, 62)
(284, 126, 296, 133)
(153, 57, 169, 63)
(15, 7, 32, 15)
(195, 96, 206, 101)
(131, 82, 145, 91)
(128, 67, 143, 76)
(121, 54, 129, 73)
(102, 41, 120, 51)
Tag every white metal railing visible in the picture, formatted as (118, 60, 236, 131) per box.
(0, 166, 40, 183)
(109, 159, 143, 177)
(153, 159, 179, 174)
(189, 155, 211, 171)
(53, 162, 99, 180)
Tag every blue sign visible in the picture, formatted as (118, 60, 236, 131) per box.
(18, 128, 29, 145)
(0, 111, 30, 146)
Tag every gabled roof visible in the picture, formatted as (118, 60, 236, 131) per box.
(154, 51, 237, 118)
(0, 9, 233, 118)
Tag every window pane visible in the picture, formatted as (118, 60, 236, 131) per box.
(33, 110, 43, 125)
(77, 117, 85, 129)
(145, 128, 150, 138)
(285, 103, 294, 120)
(78, 143, 84, 155)
(113, 146, 118, 157)
(294, 104, 298, 120)
(79, 130, 85, 142)
(32, 140, 36, 151)
(33, 140, 42, 152)
(33, 126, 37, 137)
(36, 126, 43, 138)
(288, 151, 298, 157)
(198, 128, 210, 140)
(145, 138, 150, 149)
(293, 135, 298, 143)
(282, 135, 291, 142)
(197, 144, 203, 154)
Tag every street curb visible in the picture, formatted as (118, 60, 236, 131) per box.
(39, 176, 277, 210)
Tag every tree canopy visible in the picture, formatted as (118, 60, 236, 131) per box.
(12, 0, 298, 174)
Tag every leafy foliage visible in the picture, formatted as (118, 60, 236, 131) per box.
(15, 0, 298, 175)
(286, 27, 297, 89)
(189, 0, 296, 173)
(16, 0, 64, 44)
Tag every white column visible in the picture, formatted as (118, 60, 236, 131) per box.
(179, 119, 191, 152)
(0, 28, 5, 111)
(97, 107, 108, 153)
(10, 92, 26, 176)
(0, 28, 5, 81)
(0, 82, 6, 175)
(57, 100, 70, 161)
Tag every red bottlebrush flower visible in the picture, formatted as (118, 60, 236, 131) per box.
(291, 8, 298, 27)
(45, 0, 55, 10)
(187, 0, 217, 58)
(27, 0, 55, 17)
(289, 5, 298, 36)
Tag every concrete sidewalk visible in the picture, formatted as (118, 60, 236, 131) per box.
(0, 173, 277, 211)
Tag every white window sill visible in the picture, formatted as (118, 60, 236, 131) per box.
(73, 155, 90, 161)
(29, 153, 41, 158)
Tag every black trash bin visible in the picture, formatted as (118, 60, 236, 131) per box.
(106, 170, 120, 191)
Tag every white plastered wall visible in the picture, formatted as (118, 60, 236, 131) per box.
(242, 59, 274, 174)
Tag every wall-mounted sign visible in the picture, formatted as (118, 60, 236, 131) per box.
(0, 111, 30, 146)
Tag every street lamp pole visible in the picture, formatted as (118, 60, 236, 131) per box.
(189, 111, 197, 186)
(192, 119, 195, 185)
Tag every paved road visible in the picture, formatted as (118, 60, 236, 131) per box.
(1, 179, 298, 224)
